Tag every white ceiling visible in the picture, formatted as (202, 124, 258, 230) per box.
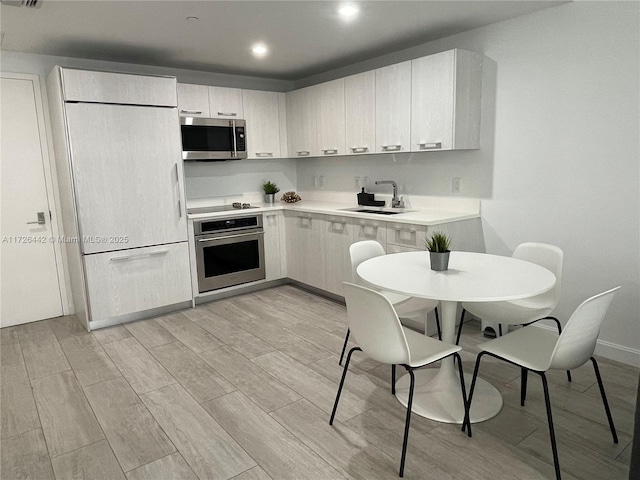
(0, 1, 566, 80)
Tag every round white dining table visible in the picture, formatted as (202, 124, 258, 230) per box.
(356, 250, 556, 424)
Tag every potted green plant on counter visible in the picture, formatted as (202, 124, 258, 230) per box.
(425, 231, 452, 271)
(262, 181, 280, 205)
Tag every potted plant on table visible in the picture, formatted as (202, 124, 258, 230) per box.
(262, 181, 280, 205)
(425, 231, 452, 271)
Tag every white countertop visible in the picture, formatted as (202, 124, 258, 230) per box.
(187, 194, 480, 226)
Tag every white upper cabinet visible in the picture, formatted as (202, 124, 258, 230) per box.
(62, 69, 177, 107)
(315, 78, 346, 157)
(411, 49, 483, 151)
(243, 89, 285, 159)
(209, 86, 244, 119)
(286, 86, 318, 158)
(375, 61, 412, 154)
(345, 71, 375, 155)
(177, 83, 210, 117)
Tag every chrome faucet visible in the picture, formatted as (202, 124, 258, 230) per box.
(375, 180, 405, 208)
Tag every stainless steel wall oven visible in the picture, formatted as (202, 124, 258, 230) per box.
(194, 214, 265, 292)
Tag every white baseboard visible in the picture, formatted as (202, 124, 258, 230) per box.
(532, 323, 640, 367)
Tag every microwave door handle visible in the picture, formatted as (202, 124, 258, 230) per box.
(231, 120, 237, 158)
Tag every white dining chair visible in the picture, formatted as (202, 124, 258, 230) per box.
(331, 282, 470, 477)
(464, 286, 620, 480)
(457, 242, 564, 343)
(339, 240, 441, 365)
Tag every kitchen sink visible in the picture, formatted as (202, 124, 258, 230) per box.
(339, 207, 414, 215)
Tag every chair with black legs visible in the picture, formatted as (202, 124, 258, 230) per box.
(464, 286, 620, 480)
(456, 242, 572, 382)
(331, 282, 470, 478)
(339, 240, 441, 366)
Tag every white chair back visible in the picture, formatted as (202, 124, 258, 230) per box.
(550, 286, 620, 370)
(349, 240, 386, 284)
(513, 242, 563, 308)
(343, 282, 411, 365)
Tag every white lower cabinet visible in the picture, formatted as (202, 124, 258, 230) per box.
(324, 216, 354, 296)
(284, 212, 326, 288)
(263, 211, 286, 280)
(83, 242, 192, 321)
(352, 218, 387, 249)
(387, 219, 480, 253)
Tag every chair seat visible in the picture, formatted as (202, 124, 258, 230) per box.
(462, 298, 554, 326)
(478, 325, 558, 371)
(403, 327, 460, 367)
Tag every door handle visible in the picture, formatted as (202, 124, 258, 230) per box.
(26, 212, 46, 225)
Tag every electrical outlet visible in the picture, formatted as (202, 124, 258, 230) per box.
(362, 176, 368, 188)
(452, 177, 462, 193)
(312, 176, 318, 187)
(319, 176, 324, 188)
(354, 176, 360, 189)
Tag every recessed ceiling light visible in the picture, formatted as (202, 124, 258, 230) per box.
(251, 44, 268, 57)
(338, 4, 359, 20)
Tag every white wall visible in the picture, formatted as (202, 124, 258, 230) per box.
(296, 1, 640, 364)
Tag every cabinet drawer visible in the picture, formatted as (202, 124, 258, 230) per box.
(61, 68, 177, 106)
(386, 223, 427, 249)
(353, 218, 386, 247)
(84, 242, 192, 321)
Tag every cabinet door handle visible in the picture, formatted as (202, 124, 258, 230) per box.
(322, 149, 338, 155)
(217, 112, 237, 117)
(111, 249, 169, 262)
(419, 142, 442, 150)
(174, 163, 183, 218)
(255, 152, 274, 157)
(350, 147, 368, 153)
(382, 144, 401, 151)
(26, 212, 46, 225)
(180, 109, 202, 115)
(296, 151, 310, 156)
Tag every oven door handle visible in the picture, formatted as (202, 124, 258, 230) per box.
(198, 231, 263, 242)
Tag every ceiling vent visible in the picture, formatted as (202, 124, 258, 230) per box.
(1, 0, 42, 8)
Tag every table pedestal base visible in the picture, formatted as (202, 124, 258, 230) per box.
(395, 368, 503, 424)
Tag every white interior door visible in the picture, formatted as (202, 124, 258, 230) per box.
(1, 75, 63, 327)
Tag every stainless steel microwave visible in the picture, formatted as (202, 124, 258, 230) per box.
(180, 117, 247, 160)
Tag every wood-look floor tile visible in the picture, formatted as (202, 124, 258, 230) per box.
(203, 391, 344, 480)
(83, 377, 176, 472)
(17, 321, 71, 380)
(284, 322, 347, 355)
(230, 466, 273, 480)
(254, 289, 346, 333)
(155, 312, 222, 353)
(59, 334, 121, 387)
(188, 306, 276, 359)
(251, 351, 369, 422)
(102, 337, 175, 394)
(1, 327, 24, 366)
(92, 325, 132, 345)
(51, 439, 126, 480)
(0, 428, 55, 480)
(215, 300, 332, 365)
(198, 346, 300, 413)
(270, 398, 400, 479)
(149, 341, 235, 403)
(1, 361, 41, 439)
(124, 319, 176, 349)
(125, 452, 197, 480)
(141, 383, 256, 480)
(516, 424, 630, 479)
(49, 315, 87, 340)
(230, 295, 302, 328)
(31, 371, 104, 457)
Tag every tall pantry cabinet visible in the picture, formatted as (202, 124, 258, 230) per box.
(47, 67, 192, 330)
